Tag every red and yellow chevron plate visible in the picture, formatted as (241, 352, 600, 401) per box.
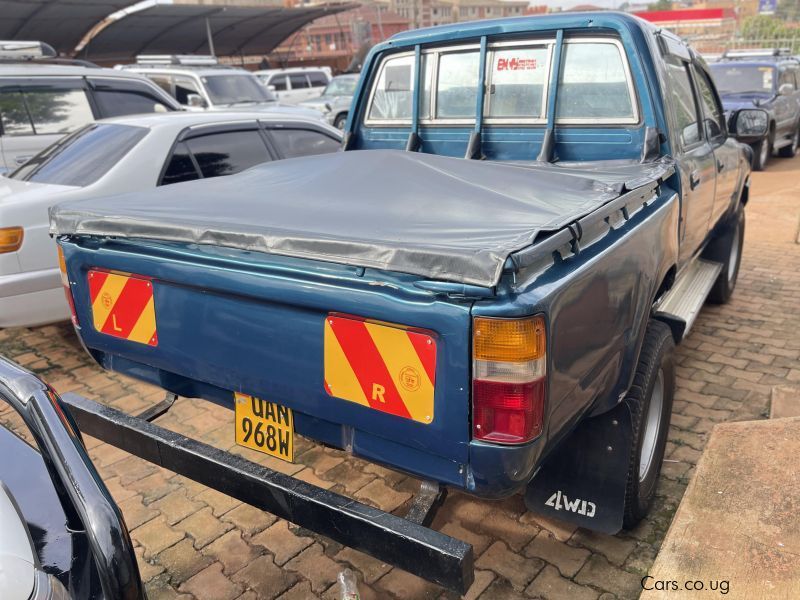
(323, 315, 436, 424)
(88, 270, 157, 346)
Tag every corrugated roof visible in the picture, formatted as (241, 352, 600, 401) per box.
(0, 0, 133, 55)
(77, 2, 357, 61)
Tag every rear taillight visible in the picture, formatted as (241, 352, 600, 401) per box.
(0, 227, 24, 253)
(472, 315, 546, 444)
(57, 245, 79, 326)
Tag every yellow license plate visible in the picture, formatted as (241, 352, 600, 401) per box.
(234, 393, 294, 462)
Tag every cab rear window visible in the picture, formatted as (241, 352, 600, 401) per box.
(10, 123, 147, 186)
(364, 38, 637, 126)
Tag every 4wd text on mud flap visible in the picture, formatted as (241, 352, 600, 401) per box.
(545, 490, 596, 517)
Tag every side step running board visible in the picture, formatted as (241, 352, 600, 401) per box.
(655, 258, 722, 337)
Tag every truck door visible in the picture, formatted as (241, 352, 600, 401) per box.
(693, 65, 739, 226)
(663, 57, 716, 265)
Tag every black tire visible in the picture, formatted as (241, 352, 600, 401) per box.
(333, 113, 347, 130)
(778, 127, 800, 158)
(751, 136, 771, 171)
(622, 320, 675, 530)
(705, 206, 745, 305)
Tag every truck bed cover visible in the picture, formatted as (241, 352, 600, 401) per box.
(49, 149, 673, 287)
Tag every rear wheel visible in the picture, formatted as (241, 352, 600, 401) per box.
(778, 127, 800, 158)
(622, 320, 675, 529)
(705, 206, 745, 305)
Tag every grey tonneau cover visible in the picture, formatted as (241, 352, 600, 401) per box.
(50, 149, 673, 287)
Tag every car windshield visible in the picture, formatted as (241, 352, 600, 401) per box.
(10, 123, 148, 187)
(202, 74, 275, 105)
(323, 77, 357, 97)
(710, 64, 775, 94)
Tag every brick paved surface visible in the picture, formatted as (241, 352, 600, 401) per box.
(1, 156, 799, 599)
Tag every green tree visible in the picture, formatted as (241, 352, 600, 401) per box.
(739, 15, 790, 39)
(648, 0, 672, 10)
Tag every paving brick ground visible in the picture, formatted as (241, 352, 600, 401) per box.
(1, 156, 799, 599)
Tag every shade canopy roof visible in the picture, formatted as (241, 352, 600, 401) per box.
(77, 2, 356, 61)
(0, 1, 133, 55)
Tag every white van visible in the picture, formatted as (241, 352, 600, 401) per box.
(255, 67, 331, 105)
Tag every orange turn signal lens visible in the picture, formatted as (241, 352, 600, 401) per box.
(0, 227, 24, 253)
(473, 316, 546, 362)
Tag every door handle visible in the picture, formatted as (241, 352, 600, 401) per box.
(689, 171, 701, 190)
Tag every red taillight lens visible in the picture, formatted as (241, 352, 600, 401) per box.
(57, 245, 79, 326)
(473, 380, 544, 444)
(472, 316, 546, 444)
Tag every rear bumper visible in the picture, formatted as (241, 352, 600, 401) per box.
(0, 268, 68, 328)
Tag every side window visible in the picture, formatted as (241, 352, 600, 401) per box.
(435, 51, 480, 119)
(693, 67, 725, 142)
(367, 54, 415, 121)
(270, 75, 288, 91)
(185, 130, 270, 178)
(664, 58, 701, 148)
(23, 88, 94, 135)
(308, 72, 328, 87)
(486, 46, 549, 120)
(779, 69, 796, 90)
(160, 142, 200, 186)
(147, 75, 173, 95)
(174, 77, 202, 105)
(269, 128, 340, 159)
(289, 74, 310, 90)
(0, 90, 34, 135)
(93, 89, 171, 118)
(556, 42, 635, 121)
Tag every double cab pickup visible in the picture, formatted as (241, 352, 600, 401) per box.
(51, 12, 765, 556)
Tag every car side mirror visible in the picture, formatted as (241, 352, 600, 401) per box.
(778, 82, 794, 96)
(186, 93, 206, 108)
(728, 108, 769, 140)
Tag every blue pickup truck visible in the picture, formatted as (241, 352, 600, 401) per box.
(49, 13, 765, 591)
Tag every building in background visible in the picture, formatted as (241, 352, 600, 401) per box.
(634, 7, 738, 48)
(268, 3, 409, 70)
(390, 0, 538, 29)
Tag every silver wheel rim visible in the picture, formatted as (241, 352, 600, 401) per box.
(728, 225, 740, 283)
(793, 131, 799, 153)
(760, 139, 769, 166)
(639, 369, 664, 482)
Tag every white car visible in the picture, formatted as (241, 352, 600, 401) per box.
(0, 111, 342, 328)
(255, 67, 332, 104)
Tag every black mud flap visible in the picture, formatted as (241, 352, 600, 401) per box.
(525, 402, 633, 534)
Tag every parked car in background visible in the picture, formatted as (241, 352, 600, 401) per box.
(299, 73, 359, 129)
(120, 55, 323, 120)
(0, 111, 341, 328)
(0, 42, 180, 174)
(711, 51, 800, 170)
(255, 67, 331, 104)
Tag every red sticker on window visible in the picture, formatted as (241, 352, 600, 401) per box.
(497, 57, 538, 71)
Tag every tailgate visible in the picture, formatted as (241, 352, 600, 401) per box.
(60, 238, 475, 486)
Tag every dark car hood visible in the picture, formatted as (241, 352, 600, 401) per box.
(719, 92, 774, 111)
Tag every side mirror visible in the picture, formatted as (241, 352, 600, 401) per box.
(186, 93, 206, 108)
(267, 84, 277, 93)
(728, 108, 769, 140)
(778, 82, 794, 96)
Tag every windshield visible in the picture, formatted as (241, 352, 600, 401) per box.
(710, 64, 775, 94)
(11, 123, 147, 186)
(323, 77, 357, 97)
(202, 74, 275, 105)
